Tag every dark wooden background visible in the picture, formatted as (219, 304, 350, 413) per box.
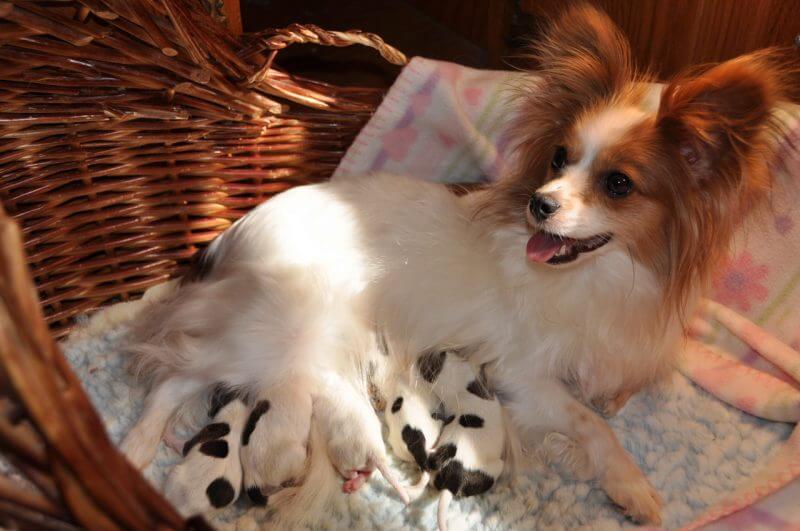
(236, 0, 800, 86)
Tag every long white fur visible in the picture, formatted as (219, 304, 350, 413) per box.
(123, 171, 672, 524)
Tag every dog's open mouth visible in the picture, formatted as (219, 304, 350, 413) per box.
(526, 231, 612, 265)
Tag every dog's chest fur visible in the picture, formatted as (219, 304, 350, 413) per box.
(343, 178, 681, 402)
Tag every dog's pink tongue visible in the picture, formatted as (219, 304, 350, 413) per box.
(526, 233, 564, 263)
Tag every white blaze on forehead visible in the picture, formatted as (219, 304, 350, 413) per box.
(576, 105, 648, 168)
(534, 105, 649, 239)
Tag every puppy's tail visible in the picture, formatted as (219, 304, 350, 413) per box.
(437, 489, 453, 531)
(269, 421, 344, 529)
(374, 458, 410, 505)
(406, 470, 430, 502)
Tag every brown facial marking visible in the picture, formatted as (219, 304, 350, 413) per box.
(471, 3, 796, 326)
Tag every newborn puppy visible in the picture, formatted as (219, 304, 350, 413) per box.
(240, 377, 313, 506)
(418, 352, 506, 531)
(163, 387, 248, 515)
(312, 371, 410, 504)
(384, 377, 447, 473)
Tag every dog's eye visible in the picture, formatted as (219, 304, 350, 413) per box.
(605, 172, 633, 198)
(551, 146, 568, 171)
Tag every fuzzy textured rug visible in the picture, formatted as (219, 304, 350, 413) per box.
(59, 299, 792, 530)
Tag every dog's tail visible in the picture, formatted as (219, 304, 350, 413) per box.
(437, 489, 453, 531)
(269, 420, 345, 529)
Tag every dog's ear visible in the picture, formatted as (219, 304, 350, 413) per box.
(656, 51, 792, 185)
(533, 4, 633, 106)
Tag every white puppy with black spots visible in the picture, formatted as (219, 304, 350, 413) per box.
(239, 376, 313, 506)
(415, 351, 506, 531)
(163, 387, 248, 515)
(384, 376, 448, 480)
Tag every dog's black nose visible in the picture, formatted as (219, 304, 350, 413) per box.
(530, 193, 560, 221)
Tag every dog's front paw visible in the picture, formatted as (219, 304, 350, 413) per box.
(600, 461, 662, 525)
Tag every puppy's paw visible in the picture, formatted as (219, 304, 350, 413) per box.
(537, 432, 595, 481)
(590, 390, 634, 418)
(342, 469, 372, 493)
(600, 463, 662, 525)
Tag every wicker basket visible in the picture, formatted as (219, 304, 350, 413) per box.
(0, 1, 406, 528)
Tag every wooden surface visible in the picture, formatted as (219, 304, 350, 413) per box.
(241, 0, 490, 87)
(409, 0, 513, 66)
(519, 0, 800, 78)
(222, 0, 242, 34)
(242, 0, 798, 79)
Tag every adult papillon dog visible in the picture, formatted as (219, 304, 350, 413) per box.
(121, 5, 795, 525)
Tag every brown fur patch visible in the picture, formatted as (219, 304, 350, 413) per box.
(473, 4, 798, 327)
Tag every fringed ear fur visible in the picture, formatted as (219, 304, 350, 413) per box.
(532, 3, 634, 106)
(655, 49, 798, 323)
(656, 49, 797, 188)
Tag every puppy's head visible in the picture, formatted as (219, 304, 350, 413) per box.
(478, 4, 795, 311)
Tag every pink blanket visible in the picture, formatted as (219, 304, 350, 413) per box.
(334, 57, 800, 529)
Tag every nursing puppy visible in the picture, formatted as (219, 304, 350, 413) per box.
(240, 377, 312, 506)
(163, 388, 247, 515)
(414, 351, 506, 531)
(122, 5, 795, 525)
(311, 371, 410, 502)
(384, 376, 447, 474)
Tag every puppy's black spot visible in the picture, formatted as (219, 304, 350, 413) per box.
(246, 485, 268, 506)
(459, 414, 484, 428)
(431, 403, 455, 425)
(206, 478, 235, 508)
(185, 515, 214, 531)
(433, 460, 464, 495)
(427, 443, 457, 471)
(242, 400, 270, 446)
(417, 350, 447, 383)
(391, 396, 403, 413)
(183, 422, 230, 456)
(401, 425, 428, 470)
(461, 470, 495, 497)
(466, 380, 494, 400)
(208, 384, 240, 418)
(199, 439, 229, 458)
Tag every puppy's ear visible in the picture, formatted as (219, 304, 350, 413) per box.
(656, 51, 793, 185)
(533, 4, 633, 106)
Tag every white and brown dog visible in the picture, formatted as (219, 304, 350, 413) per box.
(121, 5, 795, 526)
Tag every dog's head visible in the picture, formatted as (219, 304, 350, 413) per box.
(477, 4, 795, 311)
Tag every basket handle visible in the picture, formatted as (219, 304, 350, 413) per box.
(245, 23, 408, 86)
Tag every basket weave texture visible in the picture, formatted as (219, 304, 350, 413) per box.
(0, 1, 406, 529)
(0, 0, 406, 339)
